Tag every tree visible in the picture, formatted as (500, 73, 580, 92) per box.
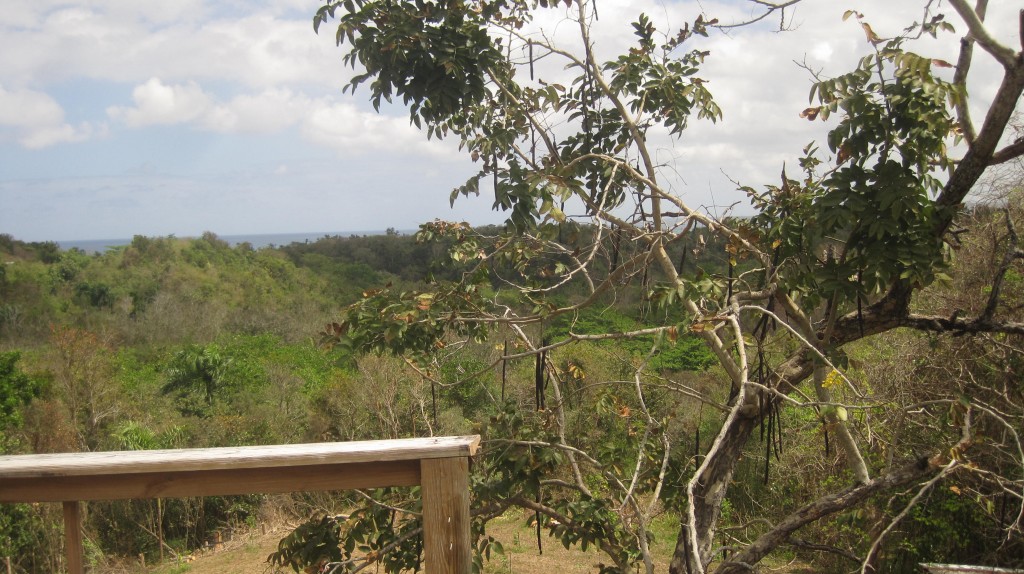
(49, 325, 120, 451)
(310, 1, 1024, 572)
(0, 351, 43, 452)
(163, 344, 233, 407)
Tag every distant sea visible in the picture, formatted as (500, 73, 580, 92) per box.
(57, 230, 405, 254)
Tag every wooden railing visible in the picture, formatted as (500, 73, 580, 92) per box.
(0, 435, 480, 574)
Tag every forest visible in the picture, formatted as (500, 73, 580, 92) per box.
(0, 228, 716, 571)
(0, 201, 1021, 573)
(4, 0, 1024, 573)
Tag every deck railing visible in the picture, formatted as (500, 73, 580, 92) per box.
(0, 435, 480, 574)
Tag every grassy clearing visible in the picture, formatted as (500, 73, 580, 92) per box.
(134, 513, 673, 574)
(135, 513, 815, 574)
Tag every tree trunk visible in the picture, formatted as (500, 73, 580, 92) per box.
(669, 409, 759, 573)
(669, 354, 815, 573)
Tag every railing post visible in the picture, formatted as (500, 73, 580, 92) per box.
(62, 501, 84, 574)
(420, 457, 471, 574)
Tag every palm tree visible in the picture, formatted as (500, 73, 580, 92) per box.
(162, 344, 231, 405)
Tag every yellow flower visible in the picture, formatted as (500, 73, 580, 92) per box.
(822, 369, 844, 390)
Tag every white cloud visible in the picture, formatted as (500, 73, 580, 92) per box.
(0, 85, 98, 148)
(107, 78, 213, 127)
(203, 88, 313, 133)
(20, 123, 100, 149)
(96, 0, 211, 26)
(104, 78, 458, 159)
(202, 15, 340, 88)
(810, 42, 834, 63)
(0, 85, 65, 128)
(109, 79, 311, 132)
(301, 102, 459, 158)
(0, 4, 344, 90)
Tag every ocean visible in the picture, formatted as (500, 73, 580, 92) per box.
(57, 230, 405, 254)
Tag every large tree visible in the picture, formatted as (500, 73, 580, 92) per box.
(307, 0, 1024, 572)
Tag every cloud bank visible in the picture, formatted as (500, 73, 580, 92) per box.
(0, 0, 1019, 241)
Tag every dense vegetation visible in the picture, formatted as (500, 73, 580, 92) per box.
(0, 228, 717, 571)
(3, 0, 1024, 573)
(1, 194, 1021, 573)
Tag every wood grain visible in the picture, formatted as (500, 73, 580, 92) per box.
(63, 501, 83, 574)
(0, 460, 421, 503)
(1, 436, 479, 574)
(421, 457, 471, 574)
(0, 436, 479, 479)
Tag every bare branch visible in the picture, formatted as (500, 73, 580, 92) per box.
(860, 463, 959, 573)
(902, 314, 1024, 336)
(786, 538, 862, 564)
(947, 0, 1019, 68)
(353, 489, 420, 517)
(979, 209, 1022, 321)
(951, 0, 987, 144)
(715, 457, 943, 574)
(715, 0, 803, 31)
(991, 137, 1024, 165)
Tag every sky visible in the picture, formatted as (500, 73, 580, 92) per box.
(0, 0, 1017, 242)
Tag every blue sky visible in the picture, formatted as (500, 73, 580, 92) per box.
(0, 0, 1014, 241)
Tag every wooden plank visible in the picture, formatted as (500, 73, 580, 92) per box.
(62, 501, 84, 574)
(421, 457, 471, 574)
(0, 460, 420, 503)
(0, 436, 480, 479)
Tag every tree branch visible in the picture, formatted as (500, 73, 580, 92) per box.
(714, 457, 942, 574)
(990, 137, 1024, 165)
(715, 0, 803, 30)
(951, 0, 987, 144)
(813, 362, 871, 484)
(859, 406, 970, 574)
(786, 538, 862, 564)
(902, 314, 1024, 336)
(935, 8, 1024, 233)
(947, 0, 1019, 68)
(510, 494, 632, 572)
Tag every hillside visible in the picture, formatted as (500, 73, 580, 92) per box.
(1, 215, 1021, 573)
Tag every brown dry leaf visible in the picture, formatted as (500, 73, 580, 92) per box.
(861, 22, 882, 44)
(837, 144, 852, 165)
(800, 107, 820, 121)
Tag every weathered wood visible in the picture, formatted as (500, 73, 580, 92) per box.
(0, 436, 480, 574)
(0, 436, 480, 480)
(62, 501, 83, 574)
(421, 457, 471, 574)
(0, 460, 420, 503)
